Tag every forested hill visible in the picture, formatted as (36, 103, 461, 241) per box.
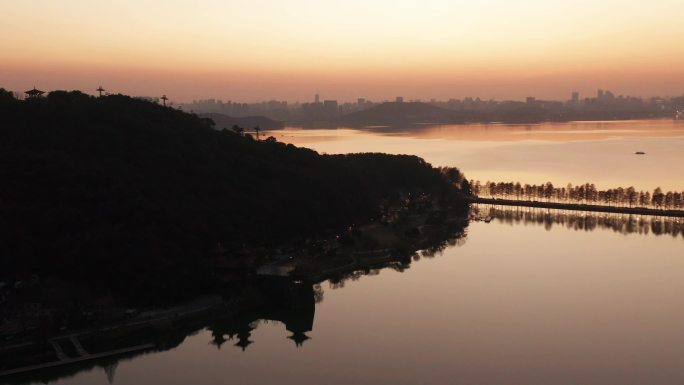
(0, 89, 468, 299)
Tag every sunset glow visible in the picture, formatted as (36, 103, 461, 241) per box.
(2, 0, 684, 101)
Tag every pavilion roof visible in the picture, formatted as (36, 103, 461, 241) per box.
(25, 88, 45, 96)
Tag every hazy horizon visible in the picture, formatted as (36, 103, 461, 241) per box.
(2, 0, 684, 103)
(3, 83, 682, 105)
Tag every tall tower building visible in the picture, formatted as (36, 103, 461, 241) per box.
(314, 93, 320, 104)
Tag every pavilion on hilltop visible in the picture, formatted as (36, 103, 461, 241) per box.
(24, 87, 45, 98)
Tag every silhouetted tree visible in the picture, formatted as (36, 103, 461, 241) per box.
(652, 187, 665, 208)
(231, 124, 244, 135)
(0, 88, 15, 102)
(476, 180, 683, 211)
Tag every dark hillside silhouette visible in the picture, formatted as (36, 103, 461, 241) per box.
(0, 89, 467, 302)
(197, 112, 284, 131)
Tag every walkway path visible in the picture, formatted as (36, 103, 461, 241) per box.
(0, 344, 155, 377)
(469, 197, 684, 218)
(70, 336, 89, 356)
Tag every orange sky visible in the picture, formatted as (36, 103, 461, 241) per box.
(2, 0, 684, 102)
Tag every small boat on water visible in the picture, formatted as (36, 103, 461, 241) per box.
(635, 151, 646, 155)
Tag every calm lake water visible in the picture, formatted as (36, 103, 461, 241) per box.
(14, 120, 684, 385)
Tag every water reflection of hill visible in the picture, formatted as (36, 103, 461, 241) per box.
(1, 282, 319, 384)
(1, 221, 469, 384)
(327, 223, 469, 290)
(474, 204, 684, 238)
(274, 119, 684, 144)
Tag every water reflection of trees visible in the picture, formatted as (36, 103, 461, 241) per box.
(2, 221, 471, 384)
(327, 223, 469, 289)
(177, 215, 470, 353)
(475, 204, 684, 238)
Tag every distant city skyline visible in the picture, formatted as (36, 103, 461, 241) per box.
(179, 88, 682, 124)
(179, 88, 677, 104)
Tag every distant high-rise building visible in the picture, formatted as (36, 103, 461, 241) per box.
(526, 96, 536, 104)
(571, 92, 579, 103)
(396, 96, 404, 103)
(597, 89, 604, 100)
(314, 93, 320, 104)
(357, 97, 365, 106)
(323, 100, 338, 117)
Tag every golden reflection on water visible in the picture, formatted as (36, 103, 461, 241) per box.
(60, 208, 684, 385)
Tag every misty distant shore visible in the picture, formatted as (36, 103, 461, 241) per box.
(190, 101, 682, 129)
(181, 90, 684, 127)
